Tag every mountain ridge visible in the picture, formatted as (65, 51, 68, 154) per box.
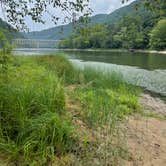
(24, 0, 144, 40)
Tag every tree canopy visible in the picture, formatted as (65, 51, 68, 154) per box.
(150, 19, 166, 50)
(0, 0, 92, 30)
(58, 8, 166, 51)
(124, 0, 166, 17)
(0, 0, 166, 30)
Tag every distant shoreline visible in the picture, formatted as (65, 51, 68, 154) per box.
(13, 48, 166, 55)
(135, 50, 166, 55)
(63, 49, 166, 55)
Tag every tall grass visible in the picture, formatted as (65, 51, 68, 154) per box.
(0, 54, 141, 165)
(70, 68, 141, 126)
(66, 68, 141, 165)
(0, 56, 75, 164)
(35, 55, 79, 84)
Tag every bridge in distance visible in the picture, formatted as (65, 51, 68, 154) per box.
(12, 39, 61, 49)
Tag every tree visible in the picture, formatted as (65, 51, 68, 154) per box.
(58, 24, 108, 49)
(150, 19, 166, 50)
(124, 0, 166, 20)
(0, 0, 92, 30)
(1, 0, 165, 31)
(111, 16, 145, 49)
(89, 25, 107, 48)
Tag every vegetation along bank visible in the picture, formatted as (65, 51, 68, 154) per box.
(58, 7, 166, 51)
(1, 52, 166, 165)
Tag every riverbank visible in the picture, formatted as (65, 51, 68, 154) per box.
(0, 54, 141, 165)
(56, 48, 166, 55)
(0, 54, 166, 165)
(124, 93, 166, 165)
(13, 48, 166, 55)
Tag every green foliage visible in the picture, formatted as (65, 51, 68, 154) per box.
(25, 0, 166, 43)
(0, 30, 13, 73)
(36, 55, 78, 84)
(59, 10, 166, 50)
(0, 56, 75, 164)
(72, 68, 141, 127)
(115, 16, 145, 49)
(57, 0, 166, 50)
(0, 55, 143, 166)
(150, 19, 166, 50)
(0, 54, 142, 165)
(1, 0, 91, 30)
(59, 24, 108, 49)
(0, 18, 22, 41)
(142, 0, 166, 16)
(0, 30, 12, 54)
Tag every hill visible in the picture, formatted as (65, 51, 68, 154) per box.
(24, 0, 156, 40)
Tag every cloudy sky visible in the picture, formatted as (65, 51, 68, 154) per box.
(0, 0, 135, 31)
(90, 0, 135, 15)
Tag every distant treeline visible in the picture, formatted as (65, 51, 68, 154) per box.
(58, 15, 166, 50)
(0, 18, 22, 49)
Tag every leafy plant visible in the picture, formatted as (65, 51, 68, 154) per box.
(150, 18, 166, 50)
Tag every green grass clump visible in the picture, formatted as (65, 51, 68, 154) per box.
(36, 55, 78, 84)
(0, 56, 75, 164)
(73, 68, 141, 126)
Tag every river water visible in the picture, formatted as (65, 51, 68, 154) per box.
(13, 49, 166, 96)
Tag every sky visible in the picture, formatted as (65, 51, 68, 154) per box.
(0, 0, 135, 31)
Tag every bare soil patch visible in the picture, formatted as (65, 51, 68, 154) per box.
(124, 94, 166, 166)
(125, 115, 166, 166)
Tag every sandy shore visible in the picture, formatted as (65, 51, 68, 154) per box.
(124, 93, 166, 166)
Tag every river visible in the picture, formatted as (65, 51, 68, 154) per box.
(13, 49, 166, 96)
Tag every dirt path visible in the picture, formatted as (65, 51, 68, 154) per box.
(124, 94, 166, 166)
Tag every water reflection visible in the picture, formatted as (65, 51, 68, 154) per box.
(64, 50, 166, 70)
(71, 59, 166, 96)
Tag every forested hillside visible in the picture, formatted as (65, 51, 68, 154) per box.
(0, 18, 22, 42)
(58, 0, 166, 50)
(24, 0, 145, 40)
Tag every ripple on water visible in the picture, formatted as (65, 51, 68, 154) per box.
(71, 59, 166, 96)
